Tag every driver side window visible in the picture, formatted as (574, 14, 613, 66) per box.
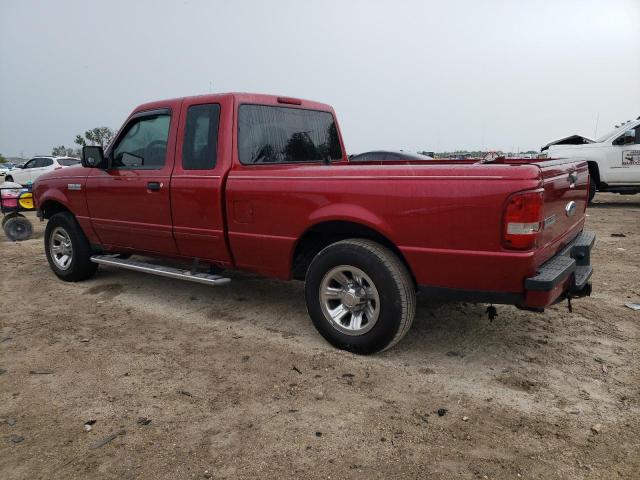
(111, 113, 171, 169)
(613, 126, 640, 146)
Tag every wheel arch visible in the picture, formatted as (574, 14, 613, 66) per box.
(39, 199, 72, 219)
(291, 219, 415, 284)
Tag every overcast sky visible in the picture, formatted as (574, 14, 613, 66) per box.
(1, 0, 639, 158)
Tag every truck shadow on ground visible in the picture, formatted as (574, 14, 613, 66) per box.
(589, 199, 640, 209)
(88, 266, 545, 367)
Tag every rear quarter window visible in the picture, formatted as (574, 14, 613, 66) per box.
(238, 104, 342, 164)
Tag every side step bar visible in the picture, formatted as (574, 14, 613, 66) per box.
(90, 255, 231, 286)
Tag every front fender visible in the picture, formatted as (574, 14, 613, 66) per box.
(34, 182, 72, 212)
(34, 179, 100, 245)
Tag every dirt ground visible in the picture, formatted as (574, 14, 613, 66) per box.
(1, 193, 639, 479)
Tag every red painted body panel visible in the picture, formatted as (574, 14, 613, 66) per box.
(84, 98, 182, 255)
(169, 95, 235, 265)
(32, 166, 101, 244)
(224, 162, 585, 293)
(33, 92, 590, 309)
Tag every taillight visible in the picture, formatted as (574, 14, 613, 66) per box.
(502, 190, 544, 250)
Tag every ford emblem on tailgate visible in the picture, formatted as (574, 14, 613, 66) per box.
(565, 201, 576, 217)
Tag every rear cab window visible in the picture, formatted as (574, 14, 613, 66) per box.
(238, 104, 342, 165)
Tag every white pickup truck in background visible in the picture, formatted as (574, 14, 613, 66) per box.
(542, 117, 640, 202)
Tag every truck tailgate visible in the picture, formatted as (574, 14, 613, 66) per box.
(537, 158, 589, 259)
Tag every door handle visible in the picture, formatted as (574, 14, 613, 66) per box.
(147, 181, 162, 191)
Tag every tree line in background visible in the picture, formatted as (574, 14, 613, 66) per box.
(0, 126, 115, 165)
(51, 126, 115, 158)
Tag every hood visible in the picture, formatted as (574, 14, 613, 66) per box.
(35, 164, 89, 184)
(541, 134, 594, 152)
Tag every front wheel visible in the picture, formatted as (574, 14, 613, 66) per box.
(305, 239, 416, 354)
(588, 176, 597, 203)
(44, 212, 98, 281)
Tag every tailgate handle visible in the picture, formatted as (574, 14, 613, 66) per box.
(568, 172, 578, 187)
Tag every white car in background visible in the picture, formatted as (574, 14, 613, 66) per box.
(4, 156, 80, 185)
(0, 163, 16, 176)
(542, 118, 640, 202)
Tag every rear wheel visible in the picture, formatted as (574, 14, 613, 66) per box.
(305, 239, 416, 354)
(45, 212, 98, 281)
(4, 175, 13, 183)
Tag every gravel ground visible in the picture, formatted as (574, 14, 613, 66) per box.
(1, 193, 639, 479)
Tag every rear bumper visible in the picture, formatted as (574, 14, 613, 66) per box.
(522, 230, 595, 309)
(417, 230, 595, 310)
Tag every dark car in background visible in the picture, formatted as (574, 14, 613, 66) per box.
(349, 150, 434, 162)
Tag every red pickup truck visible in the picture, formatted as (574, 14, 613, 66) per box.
(33, 93, 594, 353)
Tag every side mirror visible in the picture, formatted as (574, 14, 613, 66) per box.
(82, 146, 104, 168)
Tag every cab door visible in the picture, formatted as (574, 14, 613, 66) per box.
(169, 96, 233, 266)
(605, 125, 640, 184)
(85, 104, 180, 254)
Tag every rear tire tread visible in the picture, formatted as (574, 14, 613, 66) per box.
(306, 238, 416, 353)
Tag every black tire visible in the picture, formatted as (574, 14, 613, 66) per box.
(5, 175, 13, 183)
(44, 211, 98, 281)
(588, 176, 597, 203)
(3, 215, 33, 241)
(2, 212, 24, 229)
(305, 239, 416, 354)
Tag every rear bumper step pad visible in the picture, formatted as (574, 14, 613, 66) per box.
(524, 230, 595, 292)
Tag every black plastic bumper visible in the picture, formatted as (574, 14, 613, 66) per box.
(524, 231, 595, 294)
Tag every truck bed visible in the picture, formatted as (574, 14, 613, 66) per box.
(225, 157, 589, 301)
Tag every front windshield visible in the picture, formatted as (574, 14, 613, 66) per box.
(57, 158, 80, 166)
(403, 152, 433, 160)
(595, 121, 639, 143)
(595, 127, 622, 143)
